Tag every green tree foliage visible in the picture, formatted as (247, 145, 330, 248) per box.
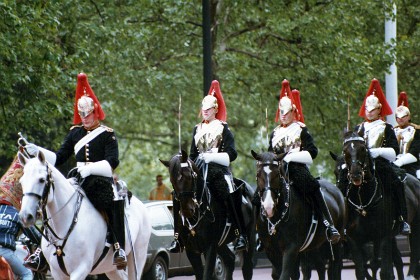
(1, 0, 418, 199)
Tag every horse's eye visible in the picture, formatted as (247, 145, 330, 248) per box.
(39, 178, 45, 184)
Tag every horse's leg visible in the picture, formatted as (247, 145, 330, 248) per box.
(408, 222, 420, 278)
(186, 250, 204, 280)
(241, 216, 255, 280)
(379, 236, 394, 280)
(369, 241, 380, 280)
(391, 237, 404, 280)
(217, 245, 235, 280)
(328, 243, 343, 280)
(264, 244, 281, 280)
(279, 246, 299, 280)
(348, 238, 367, 280)
(203, 245, 217, 280)
(299, 252, 312, 280)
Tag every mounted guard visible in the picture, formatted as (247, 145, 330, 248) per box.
(168, 80, 249, 253)
(356, 78, 410, 235)
(393, 91, 420, 179)
(23, 73, 127, 271)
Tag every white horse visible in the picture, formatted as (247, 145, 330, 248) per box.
(17, 151, 151, 280)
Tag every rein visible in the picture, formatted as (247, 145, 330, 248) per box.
(176, 159, 212, 234)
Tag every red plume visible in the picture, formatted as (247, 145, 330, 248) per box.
(73, 73, 105, 124)
(208, 80, 227, 121)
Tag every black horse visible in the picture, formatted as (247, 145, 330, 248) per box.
(335, 131, 405, 280)
(251, 150, 346, 280)
(160, 150, 255, 280)
(331, 140, 420, 280)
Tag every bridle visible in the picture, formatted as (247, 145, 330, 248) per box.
(343, 136, 370, 183)
(342, 136, 380, 216)
(23, 163, 84, 259)
(173, 156, 212, 233)
(256, 159, 290, 235)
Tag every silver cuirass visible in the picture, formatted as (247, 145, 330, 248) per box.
(194, 120, 224, 153)
(394, 126, 415, 154)
(362, 120, 386, 149)
(271, 122, 303, 154)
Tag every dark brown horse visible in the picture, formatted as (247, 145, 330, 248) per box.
(336, 131, 403, 280)
(160, 150, 255, 280)
(251, 150, 346, 280)
(331, 137, 420, 280)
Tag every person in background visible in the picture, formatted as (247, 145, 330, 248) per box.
(167, 80, 248, 253)
(149, 174, 172, 201)
(356, 78, 410, 235)
(393, 92, 420, 179)
(23, 73, 127, 270)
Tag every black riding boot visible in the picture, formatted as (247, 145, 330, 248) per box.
(167, 197, 184, 253)
(226, 192, 248, 252)
(393, 180, 411, 235)
(314, 189, 341, 244)
(112, 200, 127, 269)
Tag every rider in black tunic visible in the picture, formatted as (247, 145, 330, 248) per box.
(254, 80, 340, 251)
(393, 92, 420, 179)
(23, 73, 127, 270)
(168, 80, 248, 253)
(355, 78, 410, 235)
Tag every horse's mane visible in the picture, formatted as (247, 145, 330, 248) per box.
(168, 154, 182, 178)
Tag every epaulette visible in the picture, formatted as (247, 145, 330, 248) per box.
(101, 125, 114, 132)
(69, 125, 83, 130)
(410, 123, 420, 130)
(296, 121, 306, 127)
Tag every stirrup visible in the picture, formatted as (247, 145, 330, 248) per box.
(256, 238, 264, 252)
(113, 243, 127, 269)
(399, 221, 411, 236)
(23, 248, 43, 272)
(234, 235, 248, 252)
(326, 226, 341, 244)
(167, 239, 183, 253)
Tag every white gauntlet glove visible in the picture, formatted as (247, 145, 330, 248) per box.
(25, 143, 39, 156)
(283, 151, 313, 165)
(202, 152, 230, 167)
(369, 148, 396, 161)
(77, 160, 113, 178)
(393, 153, 417, 167)
(25, 144, 56, 165)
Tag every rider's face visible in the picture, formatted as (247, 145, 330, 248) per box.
(280, 110, 294, 126)
(365, 108, 380, 121)
(396, 115, 410, 128)
(81, 112, 96, 128)
(202, 107, 217, 122)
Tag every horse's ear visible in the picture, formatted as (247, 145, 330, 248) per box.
(251, 150, 260, 161)
(38, 151, 46, 164)
(159, 159, 170, 167)
(329, 151, 338, 161)
(18, 152, 27, 166)
(276, 153, 287, 162)
(181, 150, 188, 162)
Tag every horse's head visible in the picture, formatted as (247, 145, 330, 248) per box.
(251, 150, 286, 218)
(329, 151, 349, 192)
(342, 131, 371, 186)
(160, 150, 200, 219)
(17, 151, 51, 227)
